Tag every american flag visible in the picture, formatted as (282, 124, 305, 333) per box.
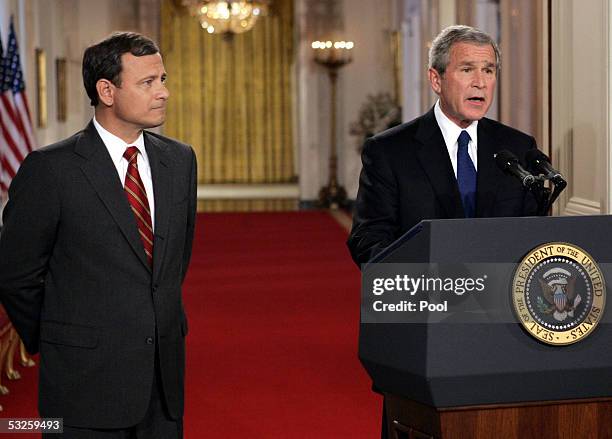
(0, 17, 36, 196)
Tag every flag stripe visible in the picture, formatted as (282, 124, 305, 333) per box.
(14, 94, 35, 150)
(0, 100, 26, 160)
(0, 18, 37, 199)
(1, 93, 28, 157)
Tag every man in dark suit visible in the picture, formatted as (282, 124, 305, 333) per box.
(0, 32, 196, 438)
(347, 25, 538, 437)
(348, 25, 538, 265)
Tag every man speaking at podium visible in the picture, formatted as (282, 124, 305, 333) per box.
(347, 25, 539, 437)
(348, 24, 539, 266)
(0, 32, 196, 438)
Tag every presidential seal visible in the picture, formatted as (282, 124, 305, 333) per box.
(512, 242, 606, 345)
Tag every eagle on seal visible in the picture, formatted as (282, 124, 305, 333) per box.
(539, 273, 581, 322)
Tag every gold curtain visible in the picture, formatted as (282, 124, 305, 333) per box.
(160, 0, 295, 184)
(197, 199, 297, 212)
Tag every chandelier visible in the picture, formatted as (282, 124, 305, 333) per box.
(181, 1, 270, 35)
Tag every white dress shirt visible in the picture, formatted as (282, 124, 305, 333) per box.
(433, 100, 478, 177)
(93, 116, 155, 230)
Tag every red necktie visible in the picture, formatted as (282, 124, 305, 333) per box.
(123, 146, 153, 267)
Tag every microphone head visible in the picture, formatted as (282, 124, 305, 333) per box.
(495, 149, 537, 187)
(494, 149, 519, 172)
(525, 148, 550, 173)
(525, 149, 566, 186)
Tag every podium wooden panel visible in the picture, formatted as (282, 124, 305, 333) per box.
(386, 394, 612, 439)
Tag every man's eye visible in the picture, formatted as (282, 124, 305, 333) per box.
(462, 67, 472, 72)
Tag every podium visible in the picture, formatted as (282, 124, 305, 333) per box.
(359, 216, 612, 438)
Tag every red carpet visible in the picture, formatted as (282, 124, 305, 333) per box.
(0, 353, 39, 439)
(183, 211, 379, 438)
(1, 211, 380, 438)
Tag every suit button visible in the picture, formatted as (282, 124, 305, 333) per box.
(146, 337, 154, 345)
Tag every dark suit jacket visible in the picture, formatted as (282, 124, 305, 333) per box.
(348, 108, 538, 265)
(0, 121, 197, 428)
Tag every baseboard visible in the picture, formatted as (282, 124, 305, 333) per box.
(298, 199, 356, 210)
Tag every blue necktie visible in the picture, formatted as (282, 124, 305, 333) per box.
(457, 130, 477, 217)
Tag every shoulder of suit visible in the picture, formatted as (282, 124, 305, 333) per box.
(26, 131, 85, 172)
(479, 117, 535, 144)
(16, 133, 81, 181)
(361, 112, 429, 158)
(370, 114, 422, 144)
(36, 130, 84, 156)
(144, 130, 192, 153)
(33, 128, 195, 166)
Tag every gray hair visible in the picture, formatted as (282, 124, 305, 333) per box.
(428, 25, 500, 75)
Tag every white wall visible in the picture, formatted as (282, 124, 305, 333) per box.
(401, 0, 422, 122)
(295, 0, 324, 201)
(296, 0, 397, 201)
(551, 0, 609, 215)
(341, 0, 395, 199)
(1, 0, 141, 151)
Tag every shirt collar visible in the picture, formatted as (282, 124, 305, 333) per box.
(93, 116, 146, 166)
(434, 100, 478, 148)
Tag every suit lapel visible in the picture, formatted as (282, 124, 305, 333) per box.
(75, 122, 151, 271)
(476, 119, 500, 217)
(415, 108, 465, 218)
(144, 132, 172, 284)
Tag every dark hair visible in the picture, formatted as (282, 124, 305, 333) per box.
(82, 32, 159, 106)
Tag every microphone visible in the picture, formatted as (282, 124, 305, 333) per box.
(525, 149, 566, 185)
(494, 150, 536, 187)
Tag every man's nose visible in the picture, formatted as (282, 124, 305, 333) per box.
(157, 84, 170, 100)
(472, 71, 486, 88)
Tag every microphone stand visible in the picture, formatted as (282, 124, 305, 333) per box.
(528, 175, 567, 216)
(528, 176, 550, 216)
(547, 176, 567, 212)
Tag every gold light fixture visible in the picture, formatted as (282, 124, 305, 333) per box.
(311, 40, 354, 67)
(311, 39, 355, 209)
(181, 0, 270, 35)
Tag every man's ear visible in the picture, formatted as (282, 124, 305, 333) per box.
(96, 79, 114, 107)
(428, 68, 442, 95)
